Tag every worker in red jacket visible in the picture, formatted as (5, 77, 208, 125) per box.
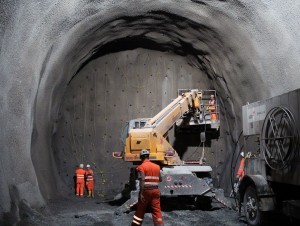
(75, 164, 86, 197)
(231, 152, 246, 197)
(236, 152, 246, 179)
(234, 151, 248, 214)
(131, 149, 164, 226)
(208, 94, 217, 121)
(85, 164, 95, 198)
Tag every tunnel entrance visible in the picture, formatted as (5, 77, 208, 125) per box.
(2, 1, 299, 225)
(31, 10, 265, 202)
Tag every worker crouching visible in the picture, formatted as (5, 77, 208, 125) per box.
(85, 164, 95, 198)
(75, 164, 86, 197)
(131, 149, 164, 226)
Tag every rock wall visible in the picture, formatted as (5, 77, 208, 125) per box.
(0, 0, 300, 221)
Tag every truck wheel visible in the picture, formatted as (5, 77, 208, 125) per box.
(244, 186, 264, 226)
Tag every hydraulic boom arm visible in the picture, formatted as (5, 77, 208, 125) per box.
(113, 89, 219, 165)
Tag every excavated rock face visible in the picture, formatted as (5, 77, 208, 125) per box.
(0, 0, 300, 221)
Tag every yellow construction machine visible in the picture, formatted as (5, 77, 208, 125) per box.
(113, 89, 219, 165)
(113, 89, 230, 213)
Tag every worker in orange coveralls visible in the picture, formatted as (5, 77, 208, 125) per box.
(236, 152, 246, 180)
(85, 164, 95, 198)
(75, 164, 86, 197)
(232, 152, 247, 213)
(231, 151, 246, 197)
(131, 149, 164, 226)
(208, 94, 217, 121)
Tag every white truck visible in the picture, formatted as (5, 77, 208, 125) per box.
(238, 88, 300, 225)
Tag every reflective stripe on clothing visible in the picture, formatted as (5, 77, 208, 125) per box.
(133, 160, 163, 225)
(145, 176, 160, 180)
(137, 159, 161, 191)
(145, 182, 159, 185)
(132, 220, 141, 225)
(134, 215, 143, 221)
(75, 168, 86, 183)
(132, 215, 143, 226)
(132, 189, 163, 226)
(85, 169, 94, 179)
(86, 176, 93, 181)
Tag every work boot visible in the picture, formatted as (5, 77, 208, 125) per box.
(91, 190, 94, 198)
(88, 191, 91, 197)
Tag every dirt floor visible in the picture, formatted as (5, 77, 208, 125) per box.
(16, 196, 295, 226)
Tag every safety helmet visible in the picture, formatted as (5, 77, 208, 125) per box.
(240, 152, 244, 157)
(210, 95, 214, 98)
(140, 149, 150, 157)
(86, 164, 90, 168)
(79, 163, 84, 168)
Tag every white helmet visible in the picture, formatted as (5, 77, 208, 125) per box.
(86, 164, 90, 168)
(79, 163, 84, 168)
(140, 149, 150, 157)
(211, 95, 214, 98)
(240, 152, 244, 157)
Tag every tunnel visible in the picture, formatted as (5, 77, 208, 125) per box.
(1, 0, 300, 224)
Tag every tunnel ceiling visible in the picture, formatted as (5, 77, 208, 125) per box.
(1, 0, 300, 220)
(71, 11, 266, 105)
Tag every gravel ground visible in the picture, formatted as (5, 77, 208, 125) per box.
(17, 196, 247, 226)
(17, 196, 295, 226)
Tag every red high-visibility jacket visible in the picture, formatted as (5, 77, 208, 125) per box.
(209, 98, 215, 105)
(237, 157, 245, 178)
(75, 168, 86, 183)
(132, 160, 164, 226)
(85, 169, 94, 182)
(137, 159, 160, 189)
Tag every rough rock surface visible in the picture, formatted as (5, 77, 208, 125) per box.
(0, 0, 300, 224)
(14, 197, 291, 226)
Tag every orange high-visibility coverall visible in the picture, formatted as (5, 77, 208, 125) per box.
(85, 168, 95, 192)
(237, 157, 245, 179)
(208, 98, 217, 121)
(131, 159, 164, 226)
(75, 168, 86, 196)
